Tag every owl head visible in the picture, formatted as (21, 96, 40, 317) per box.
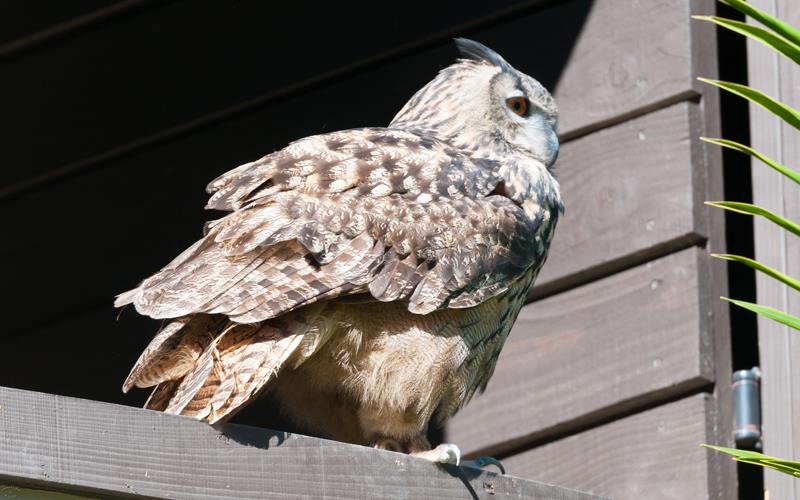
(391, 38, 559, 168)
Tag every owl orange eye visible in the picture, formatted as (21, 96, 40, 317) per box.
(506, 96, 529, 117)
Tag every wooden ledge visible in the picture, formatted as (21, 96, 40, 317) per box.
(0, 386, 603, 499)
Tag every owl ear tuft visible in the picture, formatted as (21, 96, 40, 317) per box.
(454, 38, 510, 70)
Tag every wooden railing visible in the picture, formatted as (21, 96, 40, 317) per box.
(0, 386, 602, 499)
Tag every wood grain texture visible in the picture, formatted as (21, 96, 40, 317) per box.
(0, 386, 604, 500)
(534, 101, 700, 294)
(747, 2, 800, 499)
(448, 247, 712, 457)
(501, 394, 712, 500)
(553, 0, 695, 137)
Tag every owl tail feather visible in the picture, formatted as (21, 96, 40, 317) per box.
(128, 307, 326, 424)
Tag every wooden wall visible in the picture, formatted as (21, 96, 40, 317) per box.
(747, 2, 800, 499)
(0, 1, 736, 498)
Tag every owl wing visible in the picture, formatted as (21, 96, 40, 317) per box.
(116, 127, 544, 321)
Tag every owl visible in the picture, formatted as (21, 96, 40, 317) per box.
(116, 39, 562, 466)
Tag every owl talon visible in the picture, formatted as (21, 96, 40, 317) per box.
(411, 443, 461, 465)
(462, 455, 506, 474)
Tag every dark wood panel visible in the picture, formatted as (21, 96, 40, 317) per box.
(2, 0, 568, 190)
(3, 0, 702, 195)
(0, 1, 124, 46)
(501, 394, 712, 499)
(0, 307, 153, 408)
(0, 386, 604, 500)
(1, 63, 410, 338)
(448, 247, 712, 456)
(534, 101, 701, 295)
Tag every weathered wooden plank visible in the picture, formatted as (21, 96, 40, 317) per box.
(534, 101, 699, 294)
(0, 386, 603, 500)
(747, 2, 800, 499)
(688, 3, 736, 499)
(448, 247, 712, 456)
(500, 394, 712, 500)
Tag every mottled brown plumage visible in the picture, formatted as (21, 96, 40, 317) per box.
(117, 39, 563, 461)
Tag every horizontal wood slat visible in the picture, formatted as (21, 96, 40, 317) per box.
(534, 100, 701, 295)
(448, 247, 713, 456)
(0, 386, 603, 500)
(501, 394, 712, 500)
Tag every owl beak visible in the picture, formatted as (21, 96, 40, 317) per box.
(544, 128, 559, 168)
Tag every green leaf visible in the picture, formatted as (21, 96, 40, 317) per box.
(703, 444, 800, 477)
(718, 0, 800, 47)
(711, 253, 800, 292)
(705, 200, 800, 237)
(701, 137, 800, 185)
(698, 78, 800, 131)
(723, 298, 800, 331)
(693, 16, 800, 65)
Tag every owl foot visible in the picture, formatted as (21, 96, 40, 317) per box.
(410, 443, 461, 465)
(462, 455, 506, 474)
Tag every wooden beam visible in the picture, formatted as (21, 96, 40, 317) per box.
(448, 247, 712, 457)
(0, 386, 603, 500)
(501, 394, 712, 500)
(688, 1, 737, 498)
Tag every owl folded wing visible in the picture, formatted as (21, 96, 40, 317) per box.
(116, 127, 542, 321)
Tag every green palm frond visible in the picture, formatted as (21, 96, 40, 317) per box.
(694, 16, 800, 65)
(700, 137, 800, 185)
(711, 253, 800, 292)
(705, 201, 800, 237)
(700, 1, 800, 474)
(723, 298, 800, 330)
(698, 78, 800, 131)
(718, 0, 800, 47)
(704, 445, 800, 477)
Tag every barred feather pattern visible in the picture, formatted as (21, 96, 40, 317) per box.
(117, 128, 551, 321)
(118, 41, 564, 447)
